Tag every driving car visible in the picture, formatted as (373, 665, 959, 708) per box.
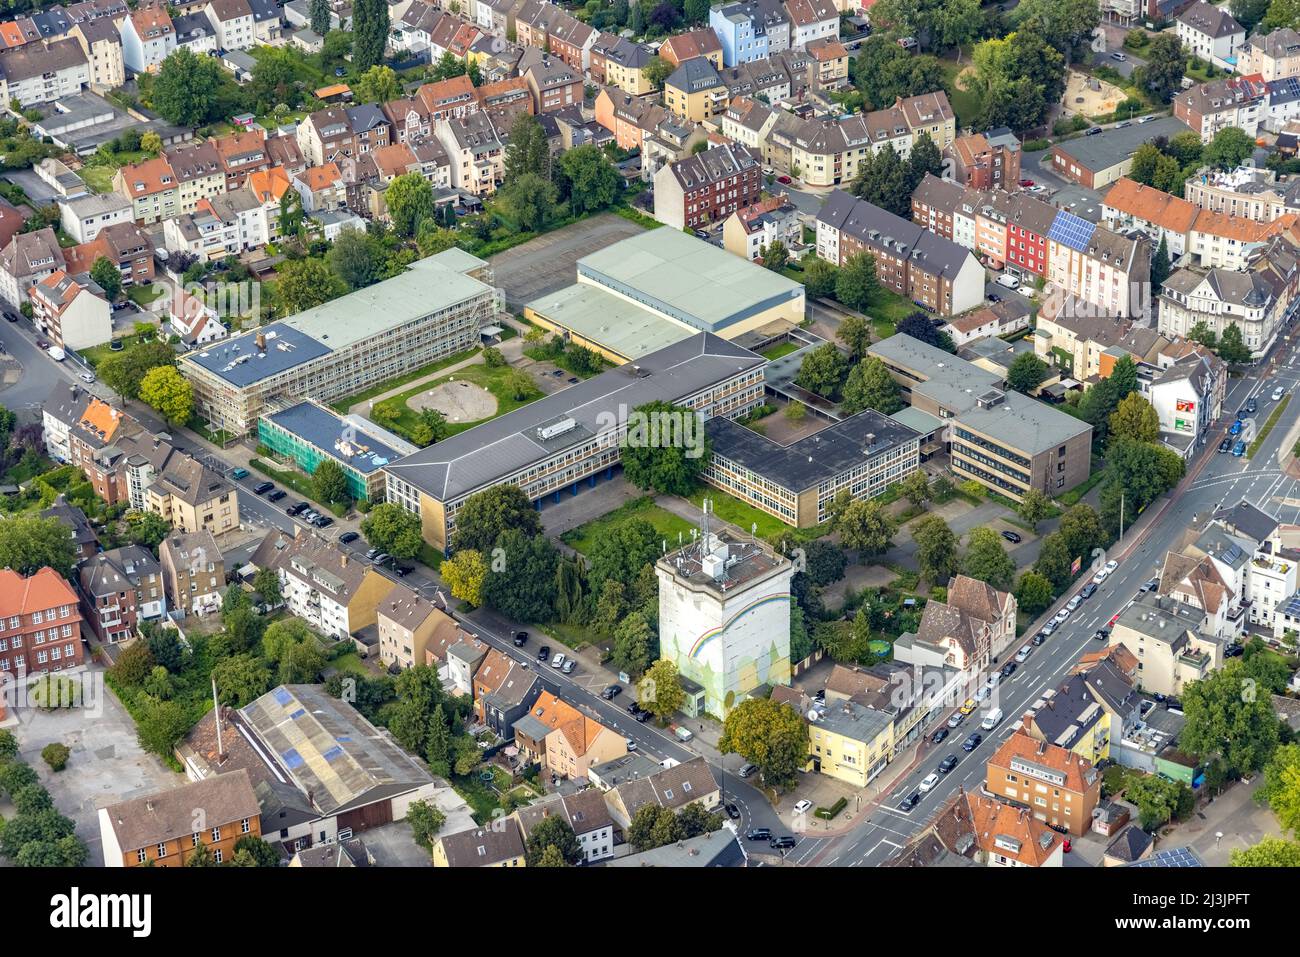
(1273, 386, 1286, 401)
(601, 684, 621, 700)
(793, 800, 814, 815)
(919, 772, 940, 793)
(746, 828, 772, 841)
(1111, 52, 1126, 60)
(1001, 530, 1021, 544)
(537, 645, 551, 662)
(1086, 126, 1102, 135)
(1233, 439, 1247, 456)
(769, 835, 797, 849)
(959, 698, 977, 715)
(339, 531, 359, 544)
(938, 754, 959, 774)
(1246, 397, 1258, 414)
(1230, 420, 1242, 436)
(1094, 628, 1110, 641)
(931, 727, 948, 745)
(1142, 576, 1159, 592)
(962, 732, 983, 752)
(725, 803, 741, 820)
(897, 792, 921, 811)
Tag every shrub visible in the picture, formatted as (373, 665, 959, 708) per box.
(41, 743, 70, 772)
(815, 797, 848, 820)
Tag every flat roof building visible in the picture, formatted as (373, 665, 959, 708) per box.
(525, 228, 805, 362)
(383, 332, 767, 551)
(702, 409, 921, 527)
(257, 400, 418, 503)
(869, 333, 1093, 501)
(180, 249, 502, 434)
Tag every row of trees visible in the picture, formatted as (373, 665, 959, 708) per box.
(1130, 127, 1254, 198)
(0, 730, 88, 866)
(849, 133, 944, 219)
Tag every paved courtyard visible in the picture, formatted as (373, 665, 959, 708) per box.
(9, 668, 183, 867)
(490, 213, 647, 310)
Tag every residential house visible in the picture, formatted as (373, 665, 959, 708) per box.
(375, 582, 465, 671)
(1182, 164, 1300, 223)
(986, 731, 1102, 836)
(205, 0, 256, 50)
(723, 194, 801, 261)
(120, 2, 177, 74)
(1174, 73, 1267, 141)
(215, 129, 271, 190)
(63, 221, 156, 290)
(473, 75, 533, 126)
(41, 498, 99, 563)
(1188, 207, 1297, 269)
(0, 227, 67, 309)
(710, 0, 789, 67)
(1176, 2, 1243, 70)
(805, 36, 848, 89)
(99, 770, 261, 867)
(893, 574, 1018, 678)
(521, 51, 582, 114)
(28, 270, 111, 351)
(416, 74, 479, 124)
(293, 162, 347, 212)
(59, 191, 133, 244)
(660, 27, 724, 68)
(512, 690, 627, 780)
(158, 529, 224, 617)
(432, 822, 526, 866)
(1237, 26, 1300, 80)
(435, 112, 505, 196)
(601, 756, 720, 832)
(943, 300, 1031, 346)
(165, 140, 228, 216)
(78, 544, 165, 644)
(0, 567, 85, 687)
(70, 17, 125, 90)
(514, 790, 614, 863)
(653, 142, 761, 231)
(114, 156, 180, 224)
(1109, 591, 1227, 696)
(173, 11, 219, 54)
(945, 128, 1021, 192)
(145, 452, 240, 539)
(297, 107, 355, 166)
(1101, 177, 1199, 258)
(783, 0, 837, 49)
(664, 56, 729, 123)
(0, 38, 90, 105)
(968, 793, 1065, 867)
(593, 86, 665, 151)
(471, 646, 542, 738)
(590, 35, 656, 95)
(1046, 212, 1150, 319)
(546, 12, 597, 71)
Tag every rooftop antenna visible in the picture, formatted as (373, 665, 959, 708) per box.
(211, 676, 225, 764)
(751, 522, 757, 544)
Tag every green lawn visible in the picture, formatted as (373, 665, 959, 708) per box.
(328, 347, 481, 413)
(79, 331, 156, 369)
(762, 342, 800, 360)
(560, 495, 695, 555)
(372, 362, 544, 442)
(128, 284, 165, 308)
(939, 58, 984, 128)
(864, 288, 917, 339)
(681, 483, 827, 542)
(1249, 396, 1290, 459)
(329, 651, 370, 677)
(79, 165, 116, 194)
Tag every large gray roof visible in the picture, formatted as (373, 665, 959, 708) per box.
(1051, 116, 1192, 173)
(386, 333, 764, 502)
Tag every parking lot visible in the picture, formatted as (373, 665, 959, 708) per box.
(489, 213, 647, 310)
(10, 667, 184, 867)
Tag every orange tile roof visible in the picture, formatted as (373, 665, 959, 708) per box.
(1103, 178, 1199, 234)
(967, 793, 1062, 866)
(372, 142, 417, 179)
(807, 38, 848, 60)
(987, 730, 1099, 795)
(0, 22, 27, 47)
(248, 166, 291, 204)
(418, 74, 476, 110)
(526, 690, 610, 757)
(214, 128, 267, 164)
(314, 83, 351, 99)
(0, 567, 78, 619)
(1192, 207, 1298, 242)
(298, 162, 342, 191)
(119, 155, 177, 198)
(77, 396, 125, 442)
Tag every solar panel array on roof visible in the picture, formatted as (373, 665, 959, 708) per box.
(1220, 543, 1246, 566)
(1127, 846, 1205, 867)
(1282, 591, 1300, 618)
(1048, 210, 1097, 252)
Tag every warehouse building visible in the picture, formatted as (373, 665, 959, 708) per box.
(701, 409, 921, 527)
(523, 228, 805, 362)
(180, 249, 502, 434)
(869, 334, 1093, 501)
(257, 400, 418, 503)
(383, 333, 766, 551)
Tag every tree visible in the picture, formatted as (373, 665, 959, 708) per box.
(1134, 32, 1186, 103)
(841, 356, 902, 415)
(138, 365, 193, 426)
(629, 0, 645, 34)
(355, 64, 400, 103)
(1151, 234, 1170, 291)
(361, 502, 423, 559)
(405, 798, 447, 852)
(1013, 0, 1101, 59)
(1057, 503, 1105, 565)
(0, 515, 77, 578)
(837, 312, 871, 362)
(152, 49, 223, 126)
(1180, 660, 1283, 777)
(481, 528, 559, 622)
(801, 539, 847, 586)
(351, 0, 390, 70)
(312, 458, 350, 505)
(279, 187, 305, 239)
(906, 133, 943, 194)
(441, 549, 487, 607)
(1232, 836, 1300, 866)
(97, 340, 176, 400)
(640, 658, 685, 721)
(451, 484, 543, 553)
(387, 665, 448, 754)
(833, 496, 897, 558)
(803, 256, 838, 298)
(619, 400, 711, 496)
(850, 143, 911, 216)
(497, 172, 556, 233)
(232, 835, 280, 867)
(1006, 352, 1048, 394)
(1015, 570, 1053, 615)
(525, 815, 582, 866)
(612, 611, 653, 675)
(760, 240, 789, 271)
(276, 257, 345, 313)
(141, 131, 162, 156)
(136, 696, 191, 757)
(310, 0, 332, 35)
(1109, 392, 1160, 444)
(1203, 126, 1255, 170)
(962, 527, 1015, 591)
(416, 219, 459, 256)
(327, 227, 383, 290)
(644, 54, 672, 89)
(834, 253, 879, 311)
(1260, 742, 1300, 837)
(719, 697, 810, 790)
(899, 469, 931, 508)
(250, 47, 297, 111)
(556, 145, 621, 214)
(386, 172, 436, 238)
(914, 514, 960, 584)
(1033, 532, 1072, 591)
(90, 255, 122, 301)
(588, 520, 660, 594)
(504, 113, 551, 182)
(1218, 322, 1252, 363)
(253, 565, 282, 606)
(796, 343, 848, 399)
(1232, 0, 1271, 29)
(852, 36, 947, 109)
(210, 653, 271, 707)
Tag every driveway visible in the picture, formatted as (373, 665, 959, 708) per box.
(490, 213, 647, 310)
(10, 667, 184, 867)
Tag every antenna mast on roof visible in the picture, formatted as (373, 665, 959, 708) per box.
(212, 676, 225, 764)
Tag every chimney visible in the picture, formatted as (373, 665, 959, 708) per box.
(255, 332, 266, 350)
(340, 552, 347, 567)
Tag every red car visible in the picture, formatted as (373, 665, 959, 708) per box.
(1019, 179, 1035, 187)
(777, 175, 793, 184)
(1062, 838, 1072, 853)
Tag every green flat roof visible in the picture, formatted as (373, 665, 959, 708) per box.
(527, 283, 691, 360)
(576, 228, 804, 333)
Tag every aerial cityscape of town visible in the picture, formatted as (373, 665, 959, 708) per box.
(0, 0, 1296, 897)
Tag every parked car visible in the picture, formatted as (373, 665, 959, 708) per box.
(1093, 566, 1110, 584)
(673, 725, 694, 742)
(601, 684, 621, 699)
(231, 467, 250, 480)
(931, 727, 948, 745)
(252, 481, 274, 495)
(1000, 662, 1016, 679)
(339, 531, 359, 544)
(1139, 114, 1157, 123)
(995, 274, 1020, 289)
(393, 565, 412, 577)
(793, 799, 814, 815)
(1054, 609, 1070, 624)
(897, 792, 921, 811)
(1019, 178, 1035, 187)
(938, 754, 959, 774)
(1001, 530, 1021, 544)
(1142, 576, 1159, 592)
(1233, 439, 1247, 456)
(1224, 643, 1244, 658)
(1230, 420, 1242, 436)
(79, 372, 95, 383)
(962, 732, 983, 752)
(987, 293, 1002, 303)
(1031, 633, 1046, 646)
(746, 827, 772, 841)
(1040, 622, 1056, 637)
(2, 311, 16, 322)
(1218, 437, 1232, 453)
(1066, 595, 1082, 612)
(512, 630, 528, 646)
(776, 175, 792, 184)
(1015, 645, 1032, 663)
(1104, 559, 1118, 575)
(538, 645, 551, 662)
(1111, 52, 1127, 60)
(371, 553, 390, 566)
(1086, 126, 1102, 135)
(313, 515, 333, 528)
(769, 835, 797, 849)
(975, 684, 992, 702)
(738, 763, 758, 779)
(1080, 582, 1097, 599)
(561, 658, 577, 674)
(625, 737, 637, 752)
(919, 772, 940, 793)
(959, 698, 977, 715)
(267, 489, 286, 502)
(288, 500, 309, 515)
(947, 711, 965, 729)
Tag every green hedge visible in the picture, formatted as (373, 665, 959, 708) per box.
(815, 797, 848, 820)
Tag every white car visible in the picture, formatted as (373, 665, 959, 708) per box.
(1273, 387, 1286, 401)
(1104, 559, 1119, 575)
(550, 652, 566, 669)
(1066, 595, 1082, 612)
(1054, 609, 1070, 624)
(78, 372, 95, 383)
(1015, 645, 1032, 663)
(793, 799, 814, 815)
(1093, 567, 1109, 584)
(975, 684, 992, 702)
(919, 772, 940, 793)
(995, 274, 1021, 289)
(625, 738, 637, 751)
